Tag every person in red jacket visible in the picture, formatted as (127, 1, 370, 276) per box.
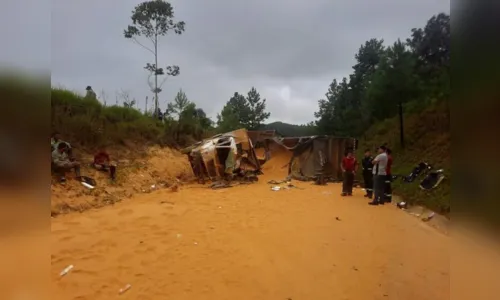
(93, 149, 117, 180)
(341, 149, 358, 196)
(384, 148, 393, 203)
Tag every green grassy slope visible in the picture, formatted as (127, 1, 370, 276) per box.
(357, 100, 450, 215)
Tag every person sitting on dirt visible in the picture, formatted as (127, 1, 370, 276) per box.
(93, 149, 116, 180)
(51, 132, 73, 158)
(341, 149, 358, 196)
(52, 142, 81, 183)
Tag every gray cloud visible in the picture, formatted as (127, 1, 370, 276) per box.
(4, 0, 450, 124)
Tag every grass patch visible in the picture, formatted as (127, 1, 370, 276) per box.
(357, 100, 450, 215)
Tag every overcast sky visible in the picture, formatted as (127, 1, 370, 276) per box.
(3, 0, 449, 124)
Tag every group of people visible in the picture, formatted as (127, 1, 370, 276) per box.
(340, 145, 393, 205)
(51, 132, 117, 184)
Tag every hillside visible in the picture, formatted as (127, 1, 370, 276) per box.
(357, 100, 450, 215)
(260, 121, 317, 137)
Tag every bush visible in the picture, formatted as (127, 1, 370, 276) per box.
(51, 88, 165, 150)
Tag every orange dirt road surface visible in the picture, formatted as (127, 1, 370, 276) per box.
(51, 172, 451, 299)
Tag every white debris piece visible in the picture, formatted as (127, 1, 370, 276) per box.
(59, 265, 74, 277)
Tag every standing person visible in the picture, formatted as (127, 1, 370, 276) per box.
(341, 149, 358, 196)
(384, 148, 393, 203)
(369, 145, 388, 205)
(361, 149, 374, 198)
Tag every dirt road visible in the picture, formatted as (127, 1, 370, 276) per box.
(51, 171, 450, 299)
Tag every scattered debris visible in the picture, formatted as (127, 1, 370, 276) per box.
(118, 284, 132, 295)
(267, 179, 286, 184)
(81, 182, 94, 189)
(422, 212, 436, 222)
(402, 162, 432, 183)
(286, 182, 304, 190)
(210, 181, 233, 189)
(419, 169, 445, 190)
(397, 201, 407, 209)
(170, 183, 179, 192)
(59, 265, 74, 277)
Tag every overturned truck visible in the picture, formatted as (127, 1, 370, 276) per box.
(248, 131, 357, 182)
(182, 129, 262, 183)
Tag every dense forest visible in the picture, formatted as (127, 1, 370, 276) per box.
(214, 12, 450, 140)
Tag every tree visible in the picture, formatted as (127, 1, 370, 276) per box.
(349, 38, 386, 135)
(407, 13, 450, 124)
(216, 88, 271, 132)
(165, 89, 214, 141)
(366, 39, 420, 121)
(245, 87, 271, 130)
(194, 108, 214, 130)
(407, 13, 450, 75)
(123, 0, 185, 118)
(216, 92, 249, 132)
(315, 79, 338, 135)
(406, 13, 450, 127)
(314, 12, 451, 142)
(166, 89, 191, 141)
(116, 89, 136, 108)
(166, 89, 189, 119)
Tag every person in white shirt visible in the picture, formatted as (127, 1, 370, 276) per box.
(369, 145, 388, 205)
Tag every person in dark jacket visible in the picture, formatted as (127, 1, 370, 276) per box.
(361, 149, 374, 198)
(341, 149, 358, 196)
(384, 148, 393, 203)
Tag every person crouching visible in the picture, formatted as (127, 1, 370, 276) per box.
(93, 149, 116, 180)
(341, 149, 358, 196)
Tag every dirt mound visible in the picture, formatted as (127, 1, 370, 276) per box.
(259, 142, 292, 179)
(50, 146, 193, 216)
